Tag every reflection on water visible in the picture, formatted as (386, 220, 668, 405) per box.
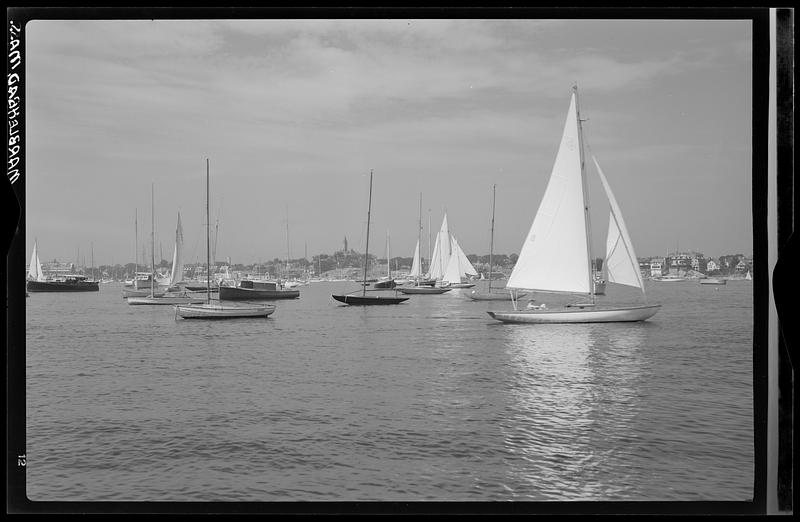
(499, 323, 651, 500)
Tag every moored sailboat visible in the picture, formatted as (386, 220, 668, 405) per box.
(175, 159, 275, 319)
(332, 171, 409, 305)
(26, 241, 100, 292)
(488, 86, 660, 324)
(468, 185, 526, 301)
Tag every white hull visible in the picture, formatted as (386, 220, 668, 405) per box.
(488, 304, 660, 324)
(122, 287, 165, 298)
(652, 276, 686, 282)
(175, 303, 275, 319)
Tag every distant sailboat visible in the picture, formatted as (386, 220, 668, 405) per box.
(28, 241, 44, 282)
(488, 86, 660, 324)
(442, 236, 477, 288)
(175, 159, 275, 318)
(422, 211, 477, 288)
(403, 193, 436, 289)
(129, 187, 204, 305)
(332, 171, 409, 305)
(469, 185, 526, 301)
(374, 231, 397, 289)
(26, 241, 99, 292)
(745, 270, 752, 281)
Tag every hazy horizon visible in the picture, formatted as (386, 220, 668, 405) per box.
(24, 17, 753, 266)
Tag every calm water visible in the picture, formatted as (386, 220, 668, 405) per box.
(24, 279, 754, 502)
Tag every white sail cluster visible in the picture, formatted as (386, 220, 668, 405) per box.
(425, 212, 478, 285)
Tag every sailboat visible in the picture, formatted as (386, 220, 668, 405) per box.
(421, 211, 477, 288)
(27, 240, 44, 282)
(488, 86, 660, 324)
(399, 211, 454, 295)
(403, 193, 436, 288)
(442, 236, 477, 288)
(468, 185, 526, 301)
(175, 160, 275, 318)
(128, 187, 205, 306)
(26, 241, 100, 292)
(745, 270, 752, 281)
(373, 231, 397, 289)
(332, 170, 409, 305)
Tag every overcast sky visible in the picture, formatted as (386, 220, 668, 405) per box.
(24, 17, 752, 267)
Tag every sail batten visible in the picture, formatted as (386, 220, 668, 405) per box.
(507, 93, 591, 293)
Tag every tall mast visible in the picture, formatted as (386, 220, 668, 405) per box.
(285, 204, 290, 274)
(573, 84, 596, 303)
(151, 183, 155, 296)
(135, 208, 138, 276)
(427, 209, 431, 277)
(386, 230, 390, 279)
(418, 193, 422, 277)
(206, 159, 211, 303)
(91, 242, 94, 281)
(363, 170, 373, 296)
(488, 184, 496, 294)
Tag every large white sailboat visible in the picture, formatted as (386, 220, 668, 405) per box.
(488, 86, 660, 324)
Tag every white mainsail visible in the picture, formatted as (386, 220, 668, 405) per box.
(409, 239, 422, 278)
(442, 237, 462, 284)
(427, 214, 452, 281)
(507, 93, 592, 294)
(454, 237, 478, 277)
(596, 156, 645, 293)
(28, 241, 44, 281)
(169, 212, 185, 286)
(443, 236, 477, 284)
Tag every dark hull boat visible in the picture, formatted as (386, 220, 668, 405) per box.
(332, 171, 410, 307)
(27, 277, 99, 292)
(219, 280, 300, 300)
(332, 294, 408, 305)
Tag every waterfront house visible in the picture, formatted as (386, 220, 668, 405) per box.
(650, 258, 665, 277)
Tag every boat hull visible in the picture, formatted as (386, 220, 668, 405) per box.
(219, 286, 300, 300)
(397, 287, 451, 295)
(700, 278, 727, 285)
(373, 280, 397, 289)
(175, 303, 275, 319)
(446, 283, 475, 288)
(487, 304, 661, 324)
(27, 280, 99, 292)
(122, 287, 165, 298)
(332, 294, 409, 305)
